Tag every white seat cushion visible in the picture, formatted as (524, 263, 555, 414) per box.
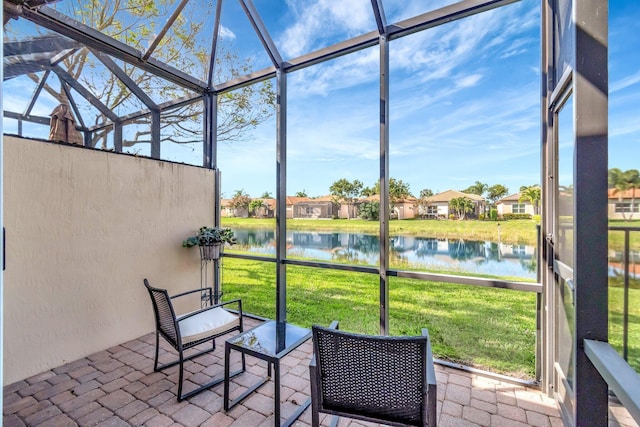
(178, 307, 239, 345)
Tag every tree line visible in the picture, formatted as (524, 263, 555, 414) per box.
(226, 179, 542, 220)
(227, 167, 637, 221)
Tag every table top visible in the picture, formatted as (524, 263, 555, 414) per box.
(226, 320, 311, 358)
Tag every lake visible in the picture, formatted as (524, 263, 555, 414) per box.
(229, 228, 538, 279)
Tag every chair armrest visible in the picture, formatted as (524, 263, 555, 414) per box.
(309, 353, 316, 369)
(422, 328, 437, 387)
(178, 298, 243, 321)
(218, 298, 243, 320)
(328, 320, 339, 330)
(422, 328, 438, 426)
(171, 287, 213, 300)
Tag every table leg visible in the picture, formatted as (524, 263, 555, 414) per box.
(224, 342, 231, 411)
(274, 360, 280, 426)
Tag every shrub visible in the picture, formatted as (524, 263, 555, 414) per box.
(501, 213, 533, 220)
(490, 209, 498, 221)
(359, 201, 380, 221)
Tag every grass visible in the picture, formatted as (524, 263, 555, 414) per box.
(608, 219, 640, 250)
(609, 275, 640, 372)
(221, 257, 537, 379)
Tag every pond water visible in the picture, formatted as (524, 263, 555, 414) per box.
(229, 228, 538, 279)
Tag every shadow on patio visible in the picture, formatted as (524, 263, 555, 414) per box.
(4, 318, 571, 427)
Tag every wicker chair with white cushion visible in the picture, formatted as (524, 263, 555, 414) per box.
(143, 278, 244, 401)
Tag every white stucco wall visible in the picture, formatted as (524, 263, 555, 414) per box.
(3, 136, 215, 384)
(497, 202, 535, 216)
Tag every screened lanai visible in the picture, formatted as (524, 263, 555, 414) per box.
(2, 0, 639, 426)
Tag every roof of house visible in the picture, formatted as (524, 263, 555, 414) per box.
(285, 196, 310, 205)
(313, 195, 335, 202)
(426, 190, 485, 203)
(260, 198, 277, 209)
(497, 192, 526, 203)
(608, 188, 640, 199)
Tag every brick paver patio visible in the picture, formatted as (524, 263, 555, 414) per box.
(3, 318, 637, 426)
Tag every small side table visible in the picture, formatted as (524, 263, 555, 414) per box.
(224, 320, 312, 427)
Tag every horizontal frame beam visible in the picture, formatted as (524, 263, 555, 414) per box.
(584, 340, 640, 423)
(222, 253, 541, 293)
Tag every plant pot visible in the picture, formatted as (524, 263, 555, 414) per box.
(199, 243, 223, 261)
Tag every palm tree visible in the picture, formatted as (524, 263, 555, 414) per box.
(462, 181, 488, 197)
(248, 199, 267, 217)
(519, 185, 541, 215)
(449, 197, 475, 220)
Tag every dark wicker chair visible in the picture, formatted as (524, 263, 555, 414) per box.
(309, 321, 437, 427)
(143, 278, 244, 401)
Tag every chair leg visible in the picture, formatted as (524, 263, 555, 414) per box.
(310, 361, 319, 427)
(171, 338, 243, 402)
(177, 351, 185, 401)
(153, 331, 160, 372)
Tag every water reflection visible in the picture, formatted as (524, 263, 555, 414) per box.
(230, 228, 537, 279)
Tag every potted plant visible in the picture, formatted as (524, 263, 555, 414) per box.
(182, 226, 237, 260)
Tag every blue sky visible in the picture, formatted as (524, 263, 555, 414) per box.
(2, 0, 638, 200)
(216, 0, 640, 199)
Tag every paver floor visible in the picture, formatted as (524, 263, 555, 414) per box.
(3, 318, 636, 427)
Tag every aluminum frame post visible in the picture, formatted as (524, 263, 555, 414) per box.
(275, 70, 287, 324)
(204, 93, 216, 169)
(150, 110, 161, 159)
(573, 1, 608, 424)
(379, 35, 390, 336)
(113, 123, 123, 152)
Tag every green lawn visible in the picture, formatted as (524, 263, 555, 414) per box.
(608, 219, 640, 250)
(221, 257, 537, 379)
(609, 276, 640, 372)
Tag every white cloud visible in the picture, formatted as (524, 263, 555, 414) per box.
(288, 47, 379, 97)
(456, 74, 483, 89)
(611, 71, 640, 93)
(279, 0, 373, 58)
(219, 25, 236, 40)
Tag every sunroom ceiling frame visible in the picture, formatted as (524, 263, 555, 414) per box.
(239, 0, 284, 69)
(5, 0, 519, 119)
(3, 36, 78, 56)
(52, 64, 119, 123)
(23, 69, 49, 117)
(6, 2, 207, 93)
(215, 0, 519, 93)
(91, 49, 159, 111)
(370, 0, 388, 35)
(60, 80, 86, 128)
